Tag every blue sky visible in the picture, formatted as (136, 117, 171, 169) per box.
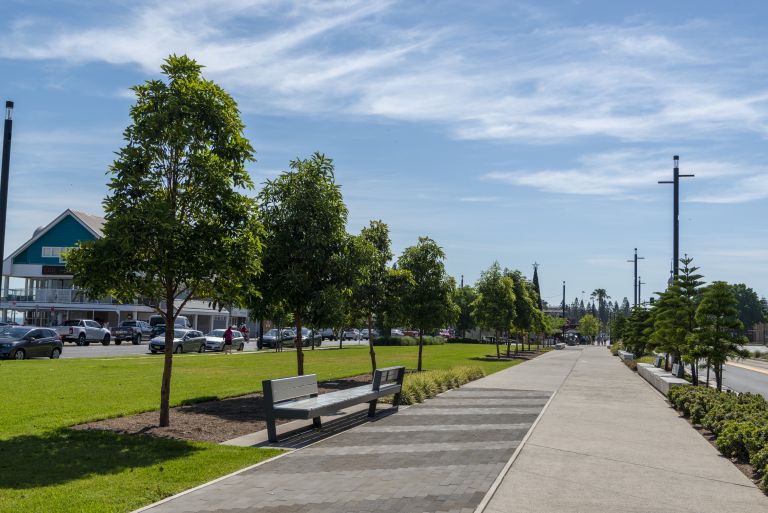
(0, 0, 767, 306)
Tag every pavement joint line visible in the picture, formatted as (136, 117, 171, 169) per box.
(474, 349, 584, 513)
(525, 442, 756, 489)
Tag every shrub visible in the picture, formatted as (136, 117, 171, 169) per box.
(384, 366, 485, 405)
(609, 341, 623, 356)
(373, 336, 446, 346)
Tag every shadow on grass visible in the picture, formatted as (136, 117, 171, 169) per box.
(0, 429, 200, 489)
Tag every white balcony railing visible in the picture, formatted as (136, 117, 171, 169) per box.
(2, 288, 116, 305)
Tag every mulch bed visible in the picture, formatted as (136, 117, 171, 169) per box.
(481, 350, 548, 362)
(71, 374, 372, 444)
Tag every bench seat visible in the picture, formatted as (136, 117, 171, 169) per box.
(274, 384, 401, 419)
(263, 366, 405, 442)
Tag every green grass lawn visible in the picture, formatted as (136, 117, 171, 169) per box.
(0, 344, 519, 513)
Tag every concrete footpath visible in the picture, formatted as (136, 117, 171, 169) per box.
(484, 347, 768, 513)
(135, 347, 768, 513)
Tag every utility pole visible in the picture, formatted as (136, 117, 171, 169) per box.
(0, 101, 13, 323)
(658, 155, 694, 277)
(460, 274, 464, 288)
(562, 281, 566, 318)
(627, 248, 644, 308)
(638, 276, 645, 306)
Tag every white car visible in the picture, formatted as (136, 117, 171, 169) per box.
(204, 329, 245, 351)
(342, 328, 361, 341)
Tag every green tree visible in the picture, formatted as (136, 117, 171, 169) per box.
(590, 288, 611, 327)
(623, 307, 653, 356)
(349, 220, 393, 373)
(532, 264, 543, 310)
(472, 262, 516, 359)
(507, 270, 536, 355)
(453, 285, 478, 338)
(66, 55, 261, 427)
(375, 267, 414, 335)
(257, 152, 348, 375)
(578, 314, 600, 343)
(729, 283, 768, 336)
(692, 281, 749, 390)
(398, 237, 458, 371)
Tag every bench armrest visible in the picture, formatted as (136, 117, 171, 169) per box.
(373, 366, 405, 391)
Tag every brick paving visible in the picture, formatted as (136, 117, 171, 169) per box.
(141, 387, 550, 513)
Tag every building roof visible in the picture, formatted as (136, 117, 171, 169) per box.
(70, 210, 105, 237)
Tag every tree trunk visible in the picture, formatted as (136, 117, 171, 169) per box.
(339, 328, 343, 350)
(417, 329, 424, 371)
(506, 334, 511, 358)
(706, 358, 710, 386)
(495, 330, 500, 359)
(715, 363, 722, 391)
(367, 313, 376, 375)
(159, 300, 175, 427)
(295, 313, 304, 375)
(691, 358, 698, 386)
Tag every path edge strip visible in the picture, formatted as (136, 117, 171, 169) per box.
(472, 386, 559, 513)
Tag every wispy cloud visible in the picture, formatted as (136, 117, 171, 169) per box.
(1, 2, 767, 144)
(483, 150, 768, 202)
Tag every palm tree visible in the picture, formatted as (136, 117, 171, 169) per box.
(591, 288, 611, 327)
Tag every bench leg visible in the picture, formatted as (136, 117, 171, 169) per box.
(266, 415, 278, 443)
(392, 392, 402, 409)
(368, 399, 378, 417)
(313, 417, 322, 429)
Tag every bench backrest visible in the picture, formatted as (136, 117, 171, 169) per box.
(372, 366, 405, 391)
(263, 374, 318, 404)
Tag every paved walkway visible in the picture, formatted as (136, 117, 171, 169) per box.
(138, 347, 768, 513)
(485, 347, 768, 513)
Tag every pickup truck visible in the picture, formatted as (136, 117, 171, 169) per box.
(111, 320, 151, 345)
(55, 319, 111, 346)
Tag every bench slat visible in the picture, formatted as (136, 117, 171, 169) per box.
(270, 374, 318, 403)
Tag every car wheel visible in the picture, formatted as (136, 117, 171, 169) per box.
(315, 340, 321, 347)
(50, 348, 61, 359)
(77, 334, 86, 346)
(133, 334, 141, 345)
(198, 344, 204, 353)
(115, 339, 122, 346)
(175, 345, 183, 354)
(13, 349, 25, 360)
(83, 339, 90, 346)
(237, 343, 244, 351)
(102, 335, 111, 346)
(150, 349, 157, 354)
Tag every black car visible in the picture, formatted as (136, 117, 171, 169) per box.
(0, 326, 63, 360)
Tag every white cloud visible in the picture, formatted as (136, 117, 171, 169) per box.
(1, 2, 767, 144)
(483, 150, 768, 202)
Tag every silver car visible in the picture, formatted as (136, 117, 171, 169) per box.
(283, 327, 322, 347)
(149, 329, 206, 354)
(204, 329, 245, 351)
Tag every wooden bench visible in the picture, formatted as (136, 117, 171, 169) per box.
(262, 366, 406, 442)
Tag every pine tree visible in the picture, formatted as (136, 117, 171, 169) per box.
(532, 265, 543, 310)
(692, 281, 749, 390)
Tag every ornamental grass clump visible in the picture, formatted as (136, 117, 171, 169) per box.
(388, 366, 485, 405)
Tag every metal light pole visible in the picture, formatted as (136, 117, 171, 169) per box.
(0, 101, 13, 322)
(562, 281, 566, 318)
(627, 248, 644, 308)
(638, 276, 645, 306)
(658, 155, 694, 277)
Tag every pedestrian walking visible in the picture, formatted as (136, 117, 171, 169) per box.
(240, 324, 249, 342)
(224, 325, 234, 355)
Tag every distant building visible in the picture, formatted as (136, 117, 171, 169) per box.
(1, 209, 250, 331)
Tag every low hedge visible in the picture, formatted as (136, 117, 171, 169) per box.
(668, 386, 768, 486)
(609, 341, 623, 356)
(382, 366, 485, 405)
(373, 336, 446, 346)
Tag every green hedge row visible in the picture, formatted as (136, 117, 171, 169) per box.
(668, 386, 768, 486)
(373, 336, 446, 346)
(382, 366, 486, 405)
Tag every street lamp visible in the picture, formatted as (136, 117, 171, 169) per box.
(0, 101, 13, 323)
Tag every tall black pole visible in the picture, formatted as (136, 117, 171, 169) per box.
(638, 276, 645, 306)
(0, 102, 13, 281)
(627, 248, 644, 308)
(659, 155, 694, 277)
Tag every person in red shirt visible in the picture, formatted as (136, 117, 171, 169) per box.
(223, 326, 234, 355)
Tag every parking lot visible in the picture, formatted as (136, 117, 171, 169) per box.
(56, 338, 369, 359)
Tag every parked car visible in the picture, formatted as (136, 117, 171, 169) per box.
(342, 328, 361, 341)
(438, 328, 452, 338)
(403, 329, 419, 337)
(111, 320, 151, 345)
(148, 329, 206, 354)
(390, 328, 405, 337)
(55, 319, 111, 346)
(321, 328, 337, 341)
(360, 328, 379, 339)
(0, 326, 63, 360)
(262, 328, 295, 349)
(149, 315, 192, 338)
(204, 329, 245, 351)
(283, 327, 322, 347)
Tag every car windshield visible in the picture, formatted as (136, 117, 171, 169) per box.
(265, 329, 279, 336)
(121, 321, 137, 327)
(62, 320, 81, 326)
(0, 327, 32, 338)
(207, 329, 226, 337)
